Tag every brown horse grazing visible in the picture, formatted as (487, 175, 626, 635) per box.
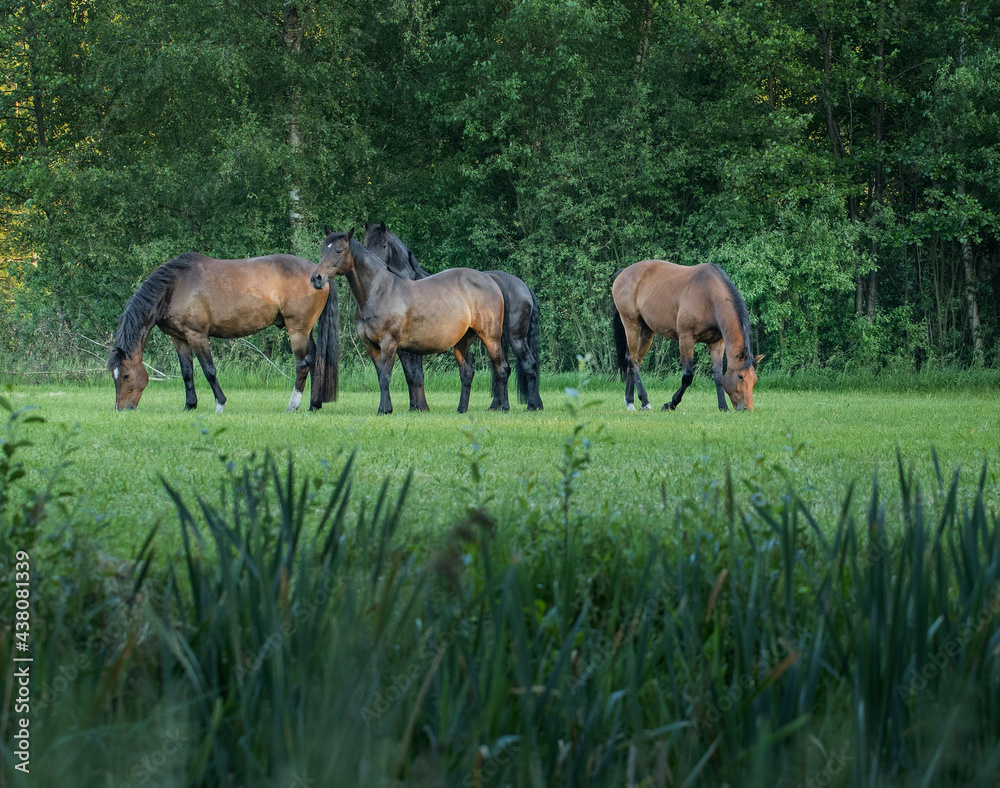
(311, 228, 510, 415)
(611, 260, 762, 411)
(108, 253, 338, 412)
(363, 221, 544, 411)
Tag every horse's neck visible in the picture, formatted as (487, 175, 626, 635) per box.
(347, 252, 391, 307)
(720, 314, 750, 367)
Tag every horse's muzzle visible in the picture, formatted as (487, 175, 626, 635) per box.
(310, 272, 325, 290)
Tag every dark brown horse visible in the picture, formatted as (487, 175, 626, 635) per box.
(311, 228, 510, 415)
(363, 221, 543, 411)
(108, 253, 338, 412)
(611, 260, 762, 411)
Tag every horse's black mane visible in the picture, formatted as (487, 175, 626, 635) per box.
(364, 223, 430, 279)
(108, 253, 197, 368)
(712, 264, 755, 369)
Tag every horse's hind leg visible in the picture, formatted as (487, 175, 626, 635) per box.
(171, 337, 198, 410)
(398, 350, 430, 411)
(287, 329, 314, 412)
(453, 336, 476, 414)
(483, 335, 511, 412)
(710, 339, 728, 411)
(625, 321, 654, 411)
(188, 335, 226, 413)
(664, 335, 695, 411)
(509, 333, 542, 411)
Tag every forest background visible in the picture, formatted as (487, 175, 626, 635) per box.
(2, 0, 999, 378)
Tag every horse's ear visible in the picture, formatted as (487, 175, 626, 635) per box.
(347, 226, 355, 240)
(364, 219, 370, 230)
(754, 354, 765, 366)
(379, 221, 386, 231)
(323, 226, 331, 236)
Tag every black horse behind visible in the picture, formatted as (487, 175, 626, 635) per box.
(363, 222, 543, 411)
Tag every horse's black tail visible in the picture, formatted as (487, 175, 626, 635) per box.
(611, 268, 629, 380)
(516, 286, 542, 406)
(311, 280, 340, 404)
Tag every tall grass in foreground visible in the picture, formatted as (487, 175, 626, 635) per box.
(1, 398, 999, 786)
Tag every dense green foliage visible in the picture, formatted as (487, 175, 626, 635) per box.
(2, 395, 998, 786)
(2, 0, 999, 375)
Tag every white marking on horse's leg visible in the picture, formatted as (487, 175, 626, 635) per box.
(641, 403, 652, 411)
(216, 401, 225, 414)
(286, 389, 302, 412)
(625, 398, 636, 412)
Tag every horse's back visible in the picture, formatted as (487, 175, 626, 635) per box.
(163, 254, 327, 338)
(615, 260, 725, 337)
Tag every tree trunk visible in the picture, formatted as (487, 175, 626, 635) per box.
(865, 34, 887, 320)
(961, 237, 984, 365)
(284, 4, 304, 228)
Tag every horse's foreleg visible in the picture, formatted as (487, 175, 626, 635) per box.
(398, 350, 429, 411)
(171, 338, 197, 410)
(189, 336, 226, 413)
(710, 340, 728, 412)
(373, 339, 397, 415)
(453, 338, 475, 414)
(288, 331, 314, 412)
(664, 336, 695, 411)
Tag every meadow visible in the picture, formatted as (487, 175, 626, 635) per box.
(3, 368, 1000, 787)
(8, 368, 1000, 555)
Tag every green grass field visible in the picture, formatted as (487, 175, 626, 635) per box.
(7, 370, 999, 558)
(4, 369, 1000, 787)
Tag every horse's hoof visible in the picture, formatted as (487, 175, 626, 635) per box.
(625, 399, 636, 412)
(662, 403, 675, 411)
(641, 404, 652, 411)
(216, 402, 225, 414)
(309, 402, 322, 411)
(184, 404, 197, 411)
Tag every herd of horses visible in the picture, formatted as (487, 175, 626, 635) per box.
(108, 223, 761, 414)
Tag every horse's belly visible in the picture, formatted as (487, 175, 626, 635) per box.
(399, 315, 470, 355)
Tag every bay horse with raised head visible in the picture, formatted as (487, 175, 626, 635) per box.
(611, 260, 762, 411)
(108, 253, 338, 412)
(364, 221, 543, 411)
(311, 228, 510, 415)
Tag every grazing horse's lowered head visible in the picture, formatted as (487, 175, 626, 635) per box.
(722, 352, 761, 412)
(108, 347, 149, 411)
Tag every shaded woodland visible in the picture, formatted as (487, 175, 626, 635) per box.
(2, 0, 999, 372)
